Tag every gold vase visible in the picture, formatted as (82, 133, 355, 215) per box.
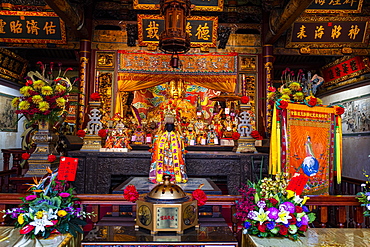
(25, 121, 60, 177)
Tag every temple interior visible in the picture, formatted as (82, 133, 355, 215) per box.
(0, 0, 370, 246)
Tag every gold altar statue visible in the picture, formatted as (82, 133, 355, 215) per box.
(147, 79, 196, 124)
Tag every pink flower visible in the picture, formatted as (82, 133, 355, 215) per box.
(25, 195, 37, 201)
(59, 192, 70, 198)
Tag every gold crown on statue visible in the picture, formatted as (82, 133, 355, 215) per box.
(164, 106, 176, 124)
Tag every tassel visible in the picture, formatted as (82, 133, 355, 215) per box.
(335, 117, 342, 184)
(269, 105, 279, 175)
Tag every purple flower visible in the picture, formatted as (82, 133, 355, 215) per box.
(247, 211, 257, 219)
(244, 221, 251, 229)
(300, 215, 309, 225)
(296, 221, 302, 227)
(257, 200, 266, 209)
(59, 192, 70, 198)
(279, 202, 295, 214)
(365, 192, 370, 196)
(25, 195, 37, 201)
(302, 206, 309, 213)
(266, 221, 275, 230)
(267, 207, 279, 220)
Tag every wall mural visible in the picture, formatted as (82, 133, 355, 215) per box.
(337, 94, 370, 135)
(0, 93, 18, 132)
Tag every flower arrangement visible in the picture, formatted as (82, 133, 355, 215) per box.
(11, 63, 78, 125)
(2, 168, 94, 239)
(123, 185, 140, 203)
(235, 173, 316, 240)
(267, 68, 323, 109)
(357, 170, 370, 217)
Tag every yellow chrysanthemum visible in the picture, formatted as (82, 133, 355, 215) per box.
(17, 214, 24, 224)
(32, 95, 43, 104)
(38, 101, 50, 112)
(56, 97, 66, 107)
(20, 86, 32, 96)
(280, 94, 290, 100)
(293, 92, 304, 101)
(19, 101, 30, 110)
(33, 80, 45, 90)
(55, 84, 66, 93)
(57, 210, 68, 217)
(11, 97, 20, 107)
(267, 92, 276, 100)
(281, 88, 292, 95)
(41, 86, 53, 96)
(289, 82, 301, 91)
(35, 211, 44, 219)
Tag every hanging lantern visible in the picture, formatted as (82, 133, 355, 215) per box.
(159, 0, 191, 68)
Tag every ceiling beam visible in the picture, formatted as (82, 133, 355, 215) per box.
(264, 0, 313, 44)
(44, 0, 89, 38)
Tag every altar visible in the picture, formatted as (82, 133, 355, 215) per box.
(113, 177, 222, 195)
(69, 150, 268, 195)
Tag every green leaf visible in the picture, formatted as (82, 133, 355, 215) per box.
(308, 212, 316, 223)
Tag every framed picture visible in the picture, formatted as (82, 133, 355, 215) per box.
(239, 55, 257, 72)
(333, 94, 370, 135)
(0, 93, 18, 132)
(96, 52, 115, 69)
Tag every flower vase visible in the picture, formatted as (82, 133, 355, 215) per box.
(25, 121, 60, 177)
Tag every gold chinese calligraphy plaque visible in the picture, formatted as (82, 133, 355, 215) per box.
(138, 14, 218, 48)
(286, 16, 370, 49)
(0, 10, 66, 44)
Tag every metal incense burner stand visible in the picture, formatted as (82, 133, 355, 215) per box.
(135, 175, 199, 234)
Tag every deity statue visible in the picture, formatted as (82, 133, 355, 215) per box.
(149, 121, 188, 184)
(132, 126, 145, 144)
(147, 79, 196, 124)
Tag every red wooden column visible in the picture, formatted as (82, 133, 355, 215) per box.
(78, 39, 91, 129)
(262, 44, 274, 136)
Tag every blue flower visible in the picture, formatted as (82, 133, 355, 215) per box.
(302, 206, 309, 212)
(266, 221, 275, 230)
(244, 221, 252, 229)
(296, 221, 302, 227)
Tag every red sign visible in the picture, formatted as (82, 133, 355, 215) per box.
(57, 156, 78, 181)
(322, 56, 367, 86)
(286, 173, 309, 196)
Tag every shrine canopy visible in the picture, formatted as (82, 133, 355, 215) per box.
(117, 50, 238, 93)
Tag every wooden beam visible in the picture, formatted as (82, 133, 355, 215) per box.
(44, 0, 88, 38)
(265, 0, 313, 44)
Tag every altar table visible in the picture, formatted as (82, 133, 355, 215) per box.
(242, 228, 370, 247)
(82, 223, 238, 247)
(69, 150, 268, 195)
(0, 226, 81, 247)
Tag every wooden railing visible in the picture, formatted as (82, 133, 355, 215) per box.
(0, 193, 369, 232)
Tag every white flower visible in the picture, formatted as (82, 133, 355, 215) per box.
(292, 195, 303, 205)
(47, 208, 58, 220)
(29, 214, 53, 235)
(275, 208, 292, 225)
(251, 208, 270, 225)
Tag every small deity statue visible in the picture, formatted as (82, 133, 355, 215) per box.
(132, 126, 145, 144)
(184, 124, 196, 145)
(149, 121, 188, 184)
(213, 116, 223, 139)
(221, 115, 234, 138)
(207, 127, 218, 145)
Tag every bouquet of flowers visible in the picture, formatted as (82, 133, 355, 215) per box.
(357, 170, 370, 217)
(235, 173, 316, 240)
(11, 62, 78, 125)
(267, 68, 323, 108)
(2, 168, 94, 239)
